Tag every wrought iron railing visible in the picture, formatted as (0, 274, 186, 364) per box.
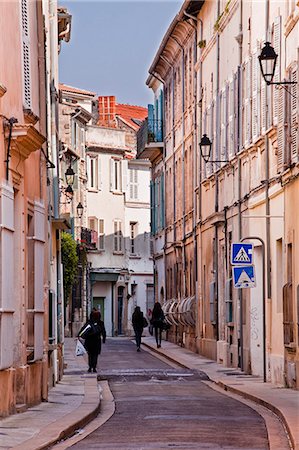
(80, 227, 97, 249)
(137, 118, 163, 155)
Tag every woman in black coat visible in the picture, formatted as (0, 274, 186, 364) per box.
(151, 302, 164, 348)
(132, 306, 146, 352)
(79, 310, 106, 373)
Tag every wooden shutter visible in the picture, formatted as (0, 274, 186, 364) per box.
(220, 88, 227, 162)
(110, 158, 114, 191)
(252, 48, 261, 141)
(228, 79, 234, 158)
(244, 59, 252, 146)
(34, 202, 45, 361)
(290, 66, 298, 162)
(273, 16, 281, 125)
(0, 183, 14, 369)
(21, 0, 31, 109)
(276, 86, 286, 170)
(98, 219, 104, 250)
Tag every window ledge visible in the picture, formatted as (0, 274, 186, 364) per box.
(87, 188, 99, 193)
(129, 254, 141, 259)
(113, 251, 124, 255)
(111, 190, 123, 195)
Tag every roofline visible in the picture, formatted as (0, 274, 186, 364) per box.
(146, 0, 204, 86)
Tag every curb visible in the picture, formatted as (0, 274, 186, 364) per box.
(142, 342, 295, 450)
(12, 377, 101, 450)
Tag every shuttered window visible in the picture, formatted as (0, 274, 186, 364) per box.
(252, 48, 261, 141)
(113, 220, 122, 252)
(272, 16, 281, 126)
(0, 184, 14, 370)
(21, 0, 31, 109)
(243, 59, 252, 147)
(98, 219, 105, 250)
(289, 65, 298, 162)
(276, 87, 286, 170)
(129, 169, 138, 200)
(110, 158, 122, 192)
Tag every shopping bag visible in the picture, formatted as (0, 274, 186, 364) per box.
(75, 339, 87, 356)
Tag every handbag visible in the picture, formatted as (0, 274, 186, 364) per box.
(142, 316, 148, 328)
(162, 320, 171, 331)
(75, 339, 87, 356)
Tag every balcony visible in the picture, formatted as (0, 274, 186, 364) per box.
(80, 227, 98, 250)
(137, 118, 164, 161)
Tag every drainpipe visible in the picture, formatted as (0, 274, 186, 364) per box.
(265, 0, 271, 300)
(236, 0, 244, 371)
(214, 0, 221, 342)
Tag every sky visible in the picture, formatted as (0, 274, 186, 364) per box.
(59, 0, 181, 107)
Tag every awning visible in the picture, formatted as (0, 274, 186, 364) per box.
(90, 272, 119, 282)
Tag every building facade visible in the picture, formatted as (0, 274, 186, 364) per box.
(85, 97, 153, 336)
(0, 0, 71, 417)
(139, 0, 299, 388)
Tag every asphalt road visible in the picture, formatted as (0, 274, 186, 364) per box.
(70, 338, 270, 450)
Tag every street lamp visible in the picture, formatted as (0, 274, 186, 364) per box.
(64, 184, 74, 201)
(199, 134, 212, 163)
(76, 202, 84, 219)
(199, 134, 229, 163)
(259, 42, 296, 86)
(65, 164, 75, 186)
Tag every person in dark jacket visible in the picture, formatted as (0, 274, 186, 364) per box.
(151, 302, 164, 348)
(132, 306, 146, 352)
(78, 310, 106, 373)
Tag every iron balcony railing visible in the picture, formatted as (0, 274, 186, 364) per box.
(137, 118, 163, 156)
(80, 227, 97, 250)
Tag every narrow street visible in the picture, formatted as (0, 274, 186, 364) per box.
(70, 338, 270, 450)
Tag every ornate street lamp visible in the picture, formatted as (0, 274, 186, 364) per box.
(259, 42, 296, 86)
(76, 202, 84, 219)
(199, 134, 212, 163)
(65, 164, 75, 186)
(64, 184, 73, 201)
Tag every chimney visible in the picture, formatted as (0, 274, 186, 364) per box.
(98, 96, 116, 127)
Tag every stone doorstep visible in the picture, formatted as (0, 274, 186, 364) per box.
(142, 341, 297, 450)
(12, 377, 101, 450)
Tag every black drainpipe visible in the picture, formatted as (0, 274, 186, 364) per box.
(5, 117, 18, 181)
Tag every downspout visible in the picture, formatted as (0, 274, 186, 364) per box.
(265, 0, 271, 300)
(237, 0, 244, 370)
(214, 0, 221, 342)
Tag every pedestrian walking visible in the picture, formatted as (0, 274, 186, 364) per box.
(151, 302, 164, 348)
(78, 310, 106, 373)
(132, 306, 147, 351)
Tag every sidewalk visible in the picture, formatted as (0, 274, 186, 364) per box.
(0, 338, 101, 450)
(142, 336, 299, 450)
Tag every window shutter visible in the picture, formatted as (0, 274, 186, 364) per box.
(21, 0, 31, 109)
(234, 71, 239, 154)
(244, 59, 252, 146)
(290, 66, 298, 162)
(0, 183, 14, 369)
(110, 158, 114, 191)
(276, 87, 286, 170)
(34, 202, 45, 360)
(228, 80, 234, 158)
(98, 219, 104, 250)
(206, 104, 212, 177)
(161, 172, 165, 228)
(121, 159, 127, 193)
(252, 49, 260, 141)
(273, 16, 281, 125)
(98, 157, 102, 190)
(150, 180, 155, 234)
(220, 89, 226, 160)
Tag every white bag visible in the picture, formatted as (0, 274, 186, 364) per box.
(75, 339, 87, 356)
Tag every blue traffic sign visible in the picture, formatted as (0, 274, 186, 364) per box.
(231, 243, 253, 265)
(233, 265, 256, 289)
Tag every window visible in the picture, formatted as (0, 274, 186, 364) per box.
(113, 220, 122, 252)
(98, 219, 105, 250)
(110, 158, 122, 192)
(88, 155, 100, 190)
(88, 217, 98, 248)
(129, 169, 138, 200)
(130, 222, 138, 254)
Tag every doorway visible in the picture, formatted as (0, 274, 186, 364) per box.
(117, 287, 124, 335)
(93, 297, 105, 322)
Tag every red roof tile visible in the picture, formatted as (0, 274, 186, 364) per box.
(116, 103, 147, 130)
(59, 83, 96, 97)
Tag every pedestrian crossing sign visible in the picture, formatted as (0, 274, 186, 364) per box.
(233, 265, 256, 288)
(231, 243, 253, 265)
